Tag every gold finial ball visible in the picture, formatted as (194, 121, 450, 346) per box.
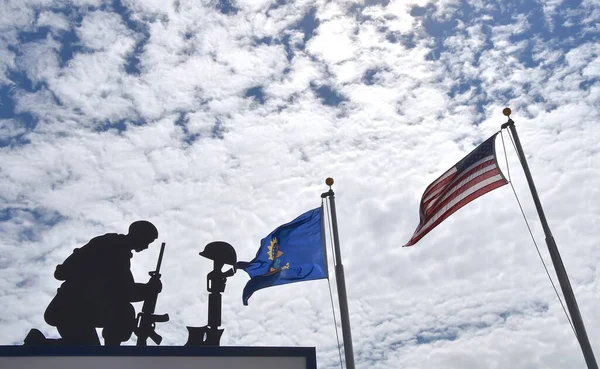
(325, 177, 334, 186)
(503, 107, 512, 117)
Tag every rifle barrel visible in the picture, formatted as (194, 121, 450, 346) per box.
(155, 242, 166, 274)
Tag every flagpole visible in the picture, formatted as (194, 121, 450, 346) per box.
(501, 108, 598, 369)
(321, 178, 356, 369)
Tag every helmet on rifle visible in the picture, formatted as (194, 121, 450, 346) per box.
(200, 241, 237, 268)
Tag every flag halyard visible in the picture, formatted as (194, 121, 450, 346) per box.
(405, 133, 508, 246)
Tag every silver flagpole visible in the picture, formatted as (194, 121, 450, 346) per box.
(501, 108, 598, 369)
(321, 178, 356, 369)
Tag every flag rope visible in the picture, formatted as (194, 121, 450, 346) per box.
(324, 199, 345, 369)
(500, 130, 512, 181)
(501, 129, 577, 338)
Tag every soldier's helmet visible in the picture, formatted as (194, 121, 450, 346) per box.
(200, 241, 237, 269)
(128, 220, 159, 243)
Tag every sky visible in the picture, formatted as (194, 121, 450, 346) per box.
(1, 0, 599, 368)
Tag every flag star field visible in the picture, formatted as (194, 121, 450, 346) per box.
(1, 1, 599, 368)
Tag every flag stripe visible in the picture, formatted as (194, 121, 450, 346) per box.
(422, 172, 457, 205)
(423, 155, 496, 202)
(417, 174, 505, 236)
(419, 173, 505, 234)
(425, 163, 500, 214)
(406, 178, 506, 246)
(423, 167, 457, 198)
(423, 156, 495, 206)
(404, 133, 507, 246)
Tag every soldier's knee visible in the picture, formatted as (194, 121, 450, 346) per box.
(101, 303, 136, 344)
(44, 299, 63, 327)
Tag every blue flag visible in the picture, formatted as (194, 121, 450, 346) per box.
(237, 206, 328, 305)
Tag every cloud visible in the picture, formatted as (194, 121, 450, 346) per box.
(37, 11, 70, 32)
(1, 0, 599, 368)
(0, 119, 26, 141)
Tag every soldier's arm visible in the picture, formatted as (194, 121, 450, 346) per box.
(131, 283, 147, 302)
(131, 279, 162, 302)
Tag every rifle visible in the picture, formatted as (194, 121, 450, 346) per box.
(185, 241, 236, 346)
(135, 242, 169, 346)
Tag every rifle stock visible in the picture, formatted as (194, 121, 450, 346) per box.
(135, 242, 169, 346)
(149, 331, 162, 345)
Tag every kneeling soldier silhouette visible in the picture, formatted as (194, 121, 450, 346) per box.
(25, 220, 163, 346)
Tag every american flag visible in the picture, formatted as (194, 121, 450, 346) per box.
(405, 133, 508, 246)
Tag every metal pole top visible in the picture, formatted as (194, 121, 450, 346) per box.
(321, 178, 335, 198)
(501, 107, 515, 129)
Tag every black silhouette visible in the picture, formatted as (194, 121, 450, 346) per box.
(185, 241, 236, 346)
(24, 221, 164, 346)
(134, 242, 169, 346)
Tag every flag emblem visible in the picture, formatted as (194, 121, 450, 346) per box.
(405, 133, 508, 246)
(265, 238, 290, 275)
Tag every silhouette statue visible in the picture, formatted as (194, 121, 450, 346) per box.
(185, 241, 236, 346)
(24, 220, 164, 346)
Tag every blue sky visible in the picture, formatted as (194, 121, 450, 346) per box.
(1, 0, 600, 368)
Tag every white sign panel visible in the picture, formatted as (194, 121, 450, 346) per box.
(0, 346, 316, 369)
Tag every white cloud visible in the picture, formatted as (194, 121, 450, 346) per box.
(0, 119, 26, 140)
(18, 39, 61, 84)
(37, 11, 70, 32)
(1, 1, 600, 369)
(0, 46, 16, 84)
(308, 17, 358, 65)
(77, 11, 134, 51)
